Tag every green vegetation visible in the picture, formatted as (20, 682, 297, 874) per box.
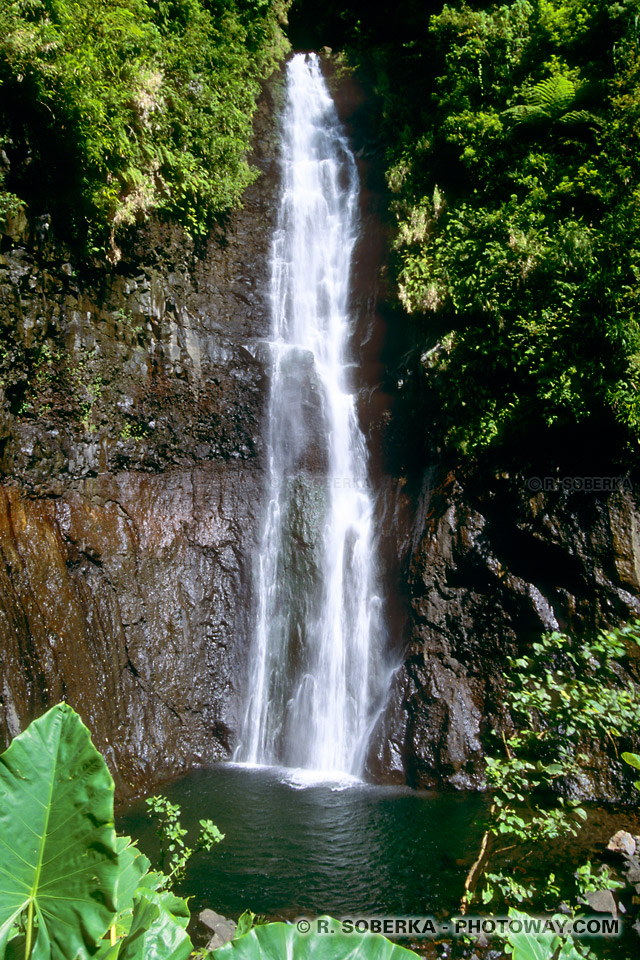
(317, 0, 640, 458)
(401, 0, 640, 455)
(622, 749, 640, 789)
(5, 0, 640, 459)
(504, 908, 589, 960)
(0, 0, 290, 257)
(0, 702, 119, 959)
(145, 793, 224, 885)
(0, 681, 637, 958)
(0, 702, 203, 959)
(462, 621, 640, 947)
(1, 695, 636, 960)
(213, 920, 418, 960)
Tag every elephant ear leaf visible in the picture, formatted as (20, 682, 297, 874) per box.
(114, 892, 193, 960)
(115, 837, 151, 913)
(212, 917, 420, 959)
(0, 703, 119, 960)
(113, 837, 152, 937)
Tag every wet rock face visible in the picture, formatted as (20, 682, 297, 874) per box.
(0, 213, 271, 488)
(0, 468, 261, 796)
(0, 77, 283, 796)
(368, 469, 640, 797)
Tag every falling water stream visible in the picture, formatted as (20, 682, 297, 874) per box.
(235, 53, 387, 777)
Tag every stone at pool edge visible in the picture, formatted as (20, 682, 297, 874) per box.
(198, 909, 238, 950)
(607, 829, 637, 857)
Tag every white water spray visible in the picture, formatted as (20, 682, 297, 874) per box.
(235, 53, 386, 777)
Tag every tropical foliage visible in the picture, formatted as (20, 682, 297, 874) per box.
(1, 701, 634, 960)
(0, 0, 290, 256)
(0, 702, 199, 960)
(213, 920, 419, 960)
(463, 622, 640, 914)
(0, 702, 119, 959)
(334, 0, 640, 457)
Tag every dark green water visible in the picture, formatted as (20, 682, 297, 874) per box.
(118, 763, 487, 920)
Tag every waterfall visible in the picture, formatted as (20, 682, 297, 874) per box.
(235, 53, 386, 778)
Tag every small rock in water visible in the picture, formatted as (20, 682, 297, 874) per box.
(607, 830, 636, 857)
(198, 909, 237, 950)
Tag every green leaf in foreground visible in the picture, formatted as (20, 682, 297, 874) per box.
(0, 703, 119, 960)
(505, 909, 583, 960)
(212, 917, 419, 959)
(112, 836, 152, 937)
(112, 892, 192, 960)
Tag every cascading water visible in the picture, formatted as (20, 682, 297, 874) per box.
(235, 52, 387, 778)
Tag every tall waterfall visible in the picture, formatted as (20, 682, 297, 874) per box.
(236, 53, 386, 778)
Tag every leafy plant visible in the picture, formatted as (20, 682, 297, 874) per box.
(0, 703, 119, 960)
(355, 0, 640, 456)
(621, 750, 640, 790)
(462, 622, 640, 911)
(0, 705, 422, 960)
(233, 910, 268, 941)
(212, 917, 419, 960)
(145, 794, 224, 885)
(0, 704, 209, 960)
(502, 75, 601, 129)
(0, 0, 292, 254)
(504, 907, 587, 960)
(574, 861, 624, 897)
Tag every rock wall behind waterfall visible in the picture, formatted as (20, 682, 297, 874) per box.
(0, 77, 283, 797)
(0, 469, 259, 792)
(368, 467, 640, 799)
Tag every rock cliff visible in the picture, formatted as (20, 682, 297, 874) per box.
(368, 466, 640, 798)
(0, 75, 283, 796)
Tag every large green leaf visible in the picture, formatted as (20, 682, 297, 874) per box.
(212, 918, 420, 960)
(112, 837, 152, 938)
(134, 888, 189, 931)
(96, 865, 192, 960)
(115, 837, 151, 914)
(0, 703, 119, 960)
(114, 892, 192, 960)
(506, 910, 560, 960)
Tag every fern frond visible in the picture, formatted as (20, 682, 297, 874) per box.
(558, 110, 603, 127)
(529, 75, 576, 113)
(502, 104, 548, 124)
